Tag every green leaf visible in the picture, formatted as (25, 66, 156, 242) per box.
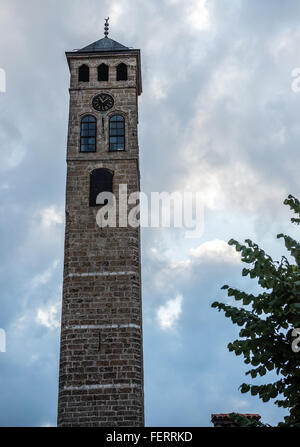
(240, 383, 250, 393)
(211, 195, 300, 426)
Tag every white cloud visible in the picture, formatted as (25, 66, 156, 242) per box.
(170, 259, 191, 269)
(20, 206, 64, 265)
(11, 291, 61, 334)
(36, 299, 60, 330)
(157, 294, 183, 330)
(0, 140, 26, 171)
(40, 206, 64, 228)
(190, 239, 241, 264)
(207, 54, 251, 104)
(186, 0, 211, 31)
(108, 0, 125, 26)
(10, 259, 61, 335)
(30, 259, 59, 289)
(268, 28, 300, 64)
(151, 239, 240, 274)
(146, 238, 241, 297)
(150, 75, 170, 101)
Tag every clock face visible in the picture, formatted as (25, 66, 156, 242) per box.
(92, 93, 114, 112)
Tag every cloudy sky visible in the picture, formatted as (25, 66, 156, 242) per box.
(0, 0, 299, 427)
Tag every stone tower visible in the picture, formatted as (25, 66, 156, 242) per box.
(57, 25, 144, 427)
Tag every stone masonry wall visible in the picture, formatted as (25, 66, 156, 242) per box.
(57, 50, 144, 427)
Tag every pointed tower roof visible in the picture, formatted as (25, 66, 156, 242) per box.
(78, 37, 130, 53)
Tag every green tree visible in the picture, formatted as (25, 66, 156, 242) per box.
(212, 195, 300, 426)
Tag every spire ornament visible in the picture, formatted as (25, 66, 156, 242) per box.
(104, 17, 109, 38)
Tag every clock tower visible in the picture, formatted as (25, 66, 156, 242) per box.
(57, 22, 144, 427)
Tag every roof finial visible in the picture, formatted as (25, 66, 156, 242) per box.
(104, 17, 109, 38)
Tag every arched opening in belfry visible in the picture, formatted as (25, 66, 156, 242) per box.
(98, 63, 109, 81)
(78, 64, 90, 82)
(116, 63, 128, 81)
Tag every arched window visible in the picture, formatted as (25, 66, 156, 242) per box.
(116, 63, 128, 81)
(89, 168, 114, 207)
(98, 64, 109, 82)
(80, 115, 96, 152)
(78, 64, 89, 82)
(109, 115, 125, 151)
